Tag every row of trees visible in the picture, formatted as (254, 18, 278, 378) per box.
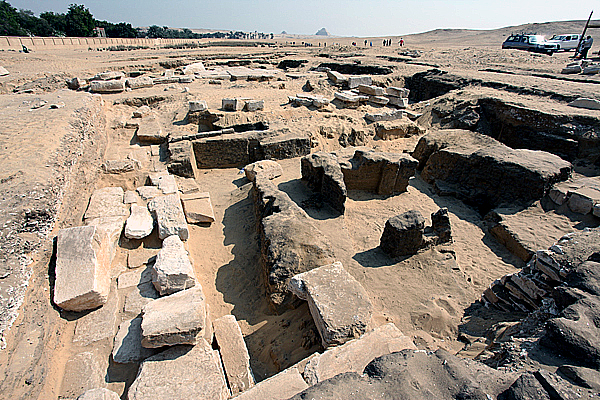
(0, 1, 273, 40)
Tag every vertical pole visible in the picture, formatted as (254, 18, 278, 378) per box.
(575, 10, 594, 58)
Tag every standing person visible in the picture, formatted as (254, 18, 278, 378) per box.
(400, 38, 404, 47)
(582, 35, 594, 59)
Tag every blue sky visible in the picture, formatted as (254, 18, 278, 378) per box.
(8, 0, 597, 36)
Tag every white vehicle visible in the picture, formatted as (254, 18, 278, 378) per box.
(547, 34, 581, 51)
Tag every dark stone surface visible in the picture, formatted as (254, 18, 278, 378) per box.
(290, 349, 515, 400)
(558, 365, 600, 391)
(167, 141, 195, 178)
(412, 129, 572, 213)
(380, 210, 425, 257)
(301, 152, 347, 214)
(253, 174, 335, 313)
(318, 62, 393, 75)
(277, 59, 308, 69)
(499, 372, 551, 400)
(432, 207, 452, 243)
(566, 260, 600, 297)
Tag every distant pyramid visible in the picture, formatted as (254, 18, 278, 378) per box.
(315, 28, 329, 36)
(281, 30, 287, 34)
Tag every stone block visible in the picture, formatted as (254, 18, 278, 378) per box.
(289, 262, 372, 347)
(118, 266, 153, 289)
(54, 225, 111, 312)
(222, 98, 246, 111)
(113, 317, 156, 363)
(148, 194, 189, 241)
(358, 84, 385, 96)
(365, 109, 404, 122)
(245, 99, 264, 112)
(387, 96, 409, 108)
(386, 86, 410, 97)
(181, 192, 215, 224)
(136, 186, 162, 200)
(141, 286, 206, 348)
(125, 204, 154, 239)
(380, 210, 425, 257)
(126, 76, 154, 89)
(327, 70, 347, 84)
(568, 186, 600, 215)
(302, 323, 417, 385)
(72, 285, 119, 346)
(93, 71, 125, 81)
(189, 100, 208, 112)
(375, 119, 423, 140)
(84, 187, 127, 221)
(60, 350, 107, 399)
(183, 62, 206, 75)
(369, 95, 389, 105)
(213, 315, 254, 395)
(127, 247, 159, 269)
(301, 152, 347, 214)
(348, 75, 372, 89)
(334, 91, 360, 105)
(167, 140, 196, 179)
(149, 172, 178, 194)
(76, 388, 120, 400)
(128, 341, 229, 400)
(102, 160, 135, 174)
(124, 190, 139, 204)
(244, 160, 283, 182)
(90, 79, 125, 93)
(133, 105, 152, 118)
(568, 98, 600, 110)
(136, 115, 166, 144)
(231, 367, 307, 400)
(152, 235, 195, 295)
(124, 282, 159, 315)
(179, 75, 194, 83)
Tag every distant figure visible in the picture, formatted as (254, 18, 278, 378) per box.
(364, 39, 367, 46)
(582, 35, 593, 59)
(400, 38, 404, 47)
(21, 44, 29, 53)
(370, 41, 372, 47)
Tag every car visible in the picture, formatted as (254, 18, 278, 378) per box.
(546, 34, 581, 51)
(502, 34, 559, 55)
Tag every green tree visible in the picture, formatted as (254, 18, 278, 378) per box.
(65, 4, 94, 37)
(17, 9, 53, 36)
(0, 0, 25, 36)
(40, 11, 67, 36)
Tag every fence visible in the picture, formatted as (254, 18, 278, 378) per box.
(0, 36, 207, 51)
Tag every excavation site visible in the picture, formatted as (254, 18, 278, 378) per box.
(1, 23, 600, 400)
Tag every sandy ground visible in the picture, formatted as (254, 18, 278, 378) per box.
(0, 29, 598, 399)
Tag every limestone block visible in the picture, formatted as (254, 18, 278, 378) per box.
(358, 84, 385, 96)
(386, 86, 410, 97)
(72, 285, 119, 346)
(136, 115, 166, 144)
(136, 186, 163, 200)
(222, 98, 246, 111)
(92, 71, 125, 81)
(127, 248, 159, 269)
(141, 286, 206, 348)
(84, 187, 127, 221)
(213, 315, 254, 395)
(244, 160, 283, 182)
(302, 323, 417, 385)
(148, 194, 189, 241)
(124, 190, 139, 204)
(387, 96, 409, 108)
(89, 79, 125, 93)
(365, 109, 404, 122)
(76, 388, 120, 400)
(149, 172, 179, 194)
(124, 282, 159, 315)
(113, 317, 155, 363)
(60, 350, 107, 399)
(289, 262, 373, 347)
(369, 95, 389, 105)
(125, 204, 154, 239)
(189, 100, 208, 112)
(183, 62, 206, 75)
(326, 70, 347, 84)
(375, 119, 423, 140)
(334, 91, 360, 105)
(568, 186, 600, 215)
(126, 76, 154, 89)
(245, 99, 264, 112)
(348, 75, 372, 89)
(118, 266, 153, 289)
(181, 192, 215, 224)
(380, 210, 425, 257)
(102, 160, 135, 174)
(152, 235, 195, 295)
(231, 367, 307, 400)
(179, 75, 194, 83)
(128, 341, 229, 400)
(549, 187, 568, 205)
(54, 225, 111, 312)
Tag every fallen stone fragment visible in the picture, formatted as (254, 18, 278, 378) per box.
(181, 192, 215, 224)
(189, 100, 208, 112)
(90, 79, 125, 93)
(152, 234, 195, 295)
(124, 282, 159, 315)
(380, 210, 425, 257)
(213, 315, 255, 395)
(302, 323, 417, 385)
(387, 95, 409, 108)
(183, 61, 206, 75)
(124, 204, 154, 239)
(289, 262, 372, 347)
(0, 66, 9, 76)
(136, 115, 166, 144)
(369, 95, 389, 105)
(128, 341, 229, 400)
(148, 194, 189, 240)
(54, 225, 111, 311)
(358, 84, 384, 96)
(567, 186, 600, 214)
(118, 266, 153, 290)
(375, 119, 423, 140)
(113, 317, 155, 363)
(76, 388, 120, 400)
(50, 102, 65, 109)
(136, 186, 163, 200)
(231, 367, 307, 400)
(179, 75, 194, 83)
(133, 105, 152, 118)
(60, 350, 107, 398)
(149, 172, 179, 194)
(141, 286, 206, 348)
(102, 160, 135, 174)
(244, 160, 283, 182)
(127, 248, 159, 269)
(68, 76, 84, 90)
(124, 190, 139, 204)
(327, 70, 347, 85)
(334, 91, 360, 106)
(84, 187, 128, 221)
(72, 286, 119, 346)
(222, 98, 248, 111)
(126, 76, 154, 89)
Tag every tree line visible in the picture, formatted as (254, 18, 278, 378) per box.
(0, 1, 273, 40)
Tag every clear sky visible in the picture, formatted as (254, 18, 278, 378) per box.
(8, 0, 597, 36)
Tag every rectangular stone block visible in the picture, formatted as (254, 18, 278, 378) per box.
(347, 75, 372, 89)
(126, 76, 154, 89)
(113, 317, 156, 363)
(137, 115, 166, 144)
(90, 79, 125, 93)
(222, 98, 247, 111)
(369, 95, 389, 105)
(84, 187, 127, 221)
(181, 192, 215, 224)
(326, 70, 347, 84)
(72, 284, 119, 346)
(54, 225, 111, 312)
(245, 100, 264, 112)
(334, 91, 360, 104)
(358, 84, 384, 96)
(231, 367, 307, 400)
(289, 262, 372, 347)
(365, 109, 405, 122)
(213, 315, 255, 395)
(387, 96, 409, 108)
(148, 194, 189, 241)
(152, 235, 196, 295)
(386, 86, 410, 97)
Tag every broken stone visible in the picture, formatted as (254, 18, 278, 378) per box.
(244, 160, 283, 182)
(386, 86, 410, 97)
(245, 99, 264, 111)
(92, 71, 125, 81)
(375, 119, 423, 140)
(567, 186, 600, 214)
(89, 79, 125, 93)
(133, 105, 152, 118)
(348, 75, 372, 89)
(179, 75, 194, 83)
(183, 61, 206, 75)
(302, 323, 417, 385)
(231, 367, 307, 400)
(380, 210, 425, 257)
(213, 315, 254, 395)
(365, 109, 404, 122)
(369, 95, 389, 105)
(136, 114, 166, 144)
(181, 192, 215, 224)
(222, 98, 247, 111)
(358, 84, 384, 96)
(289, 262, 373, 347)
(568, 98, 600, 110)
(149, 172, 179, 194)
(60, 350, 107, 399)
(0, 66, 9, 76)
(76, 388, 120, 400)
(127, 248, 159, 269)
(124, 190, 139, 204)
(54, 225, 111, 312)
(148, 194, 189, 241)
(189, 100, 208, 112)
(128, 341, 228, 400)
(167, 140, 196, 179)
(125, 204, 154, 239)
(126, 76, 154, 89)
(334, 91, 360, 105)
(68, 76, 83, 90)
(137, 185, 163, 200)
(141, 286, 206, 348)
(327, 70, 347, 85)
(118, 266, 153, 290)
(387, 96, 409, 108)
(301, 152, 347, 214)
(83, 187, 128, 222)
(124, 282, 160, 315)
(102, 160, 135, 174)
(72, 284, 119, 346)
(432, 207, 452, 243)
(152, 234, 195, 295)
(113, 317, 156, 363)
